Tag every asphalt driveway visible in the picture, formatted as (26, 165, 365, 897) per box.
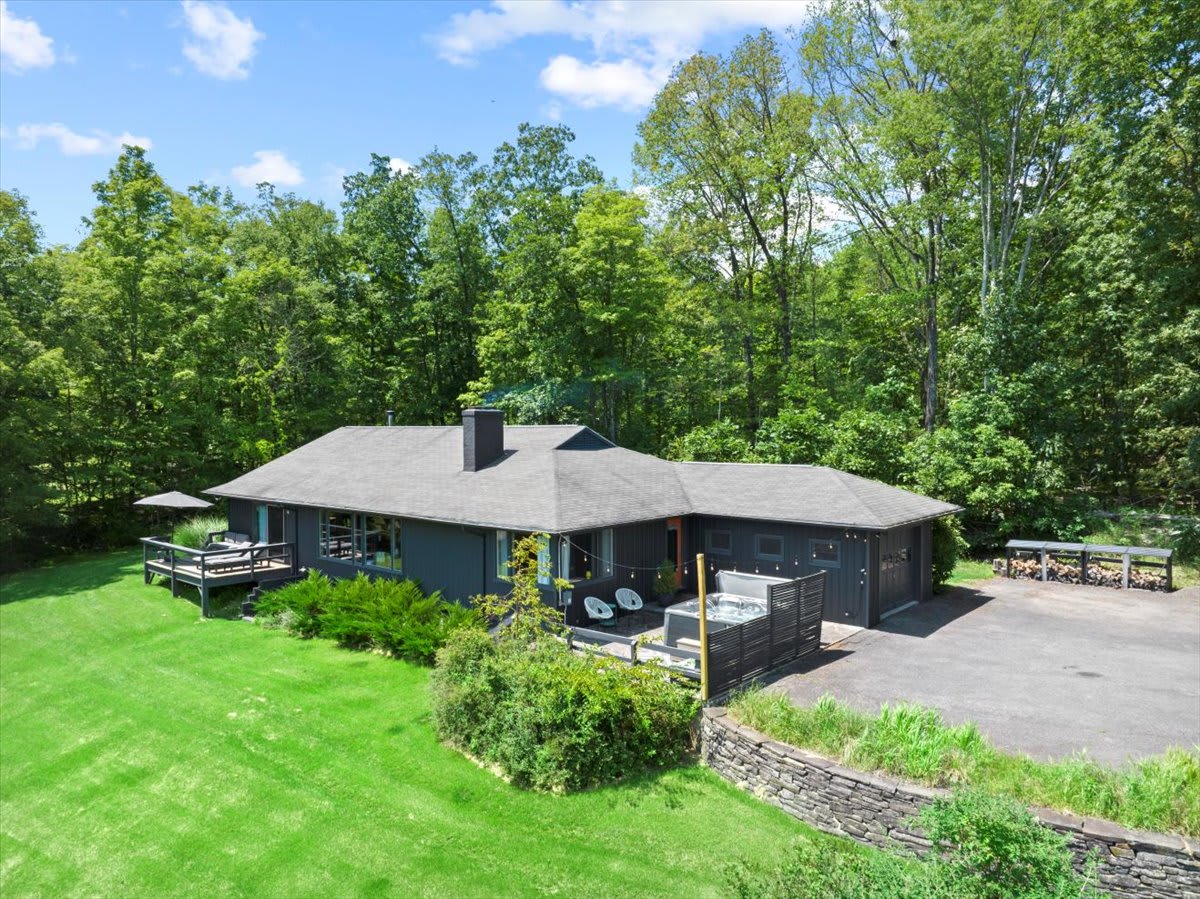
(768, 578, 1200, 764)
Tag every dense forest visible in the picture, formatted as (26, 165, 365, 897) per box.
(2, 0, 1197, 567)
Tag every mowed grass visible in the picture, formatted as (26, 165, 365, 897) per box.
(945, 557, 994, 587)
(1, 552, 816, 899)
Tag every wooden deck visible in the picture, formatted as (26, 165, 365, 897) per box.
(141, 537, 296, 616)
(144, 557, 293, 587)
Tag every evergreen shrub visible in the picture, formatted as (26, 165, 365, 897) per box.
(254, 569, 479, 664)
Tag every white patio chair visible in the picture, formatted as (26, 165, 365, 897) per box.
(615, 587, 646, 626)
(583, 595, 615, 628)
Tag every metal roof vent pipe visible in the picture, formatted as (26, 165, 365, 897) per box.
(385, 410, 395, 426)
(463, 408, 504, 471)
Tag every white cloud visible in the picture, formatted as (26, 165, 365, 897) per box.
(0, 0, 57, 72)
(540, 55, 668, 110)
(6, 122, 152, 155)
(387, 157, 412, 176)
(181, 0, 263, 80)
(433, 0, 816, 109)
(231, 150, 303, 187)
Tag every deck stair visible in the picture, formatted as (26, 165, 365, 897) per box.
(242, 573, 306, 618)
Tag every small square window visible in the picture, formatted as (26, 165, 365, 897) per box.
(754, 534, 784, 561)
(810, 539, 841, 568)
(707, 530, 732, 555)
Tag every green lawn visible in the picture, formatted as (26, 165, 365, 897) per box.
(945, 557, 995, 587)
(1, 552, 819, 899)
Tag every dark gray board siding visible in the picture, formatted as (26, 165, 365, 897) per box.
(557, 519, 668, 627)
(682, 516, 871, 627)
(228, 498, 256, 540)
(286, 506, 489, 602)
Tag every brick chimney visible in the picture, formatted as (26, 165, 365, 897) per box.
(462, 408, 504, 471)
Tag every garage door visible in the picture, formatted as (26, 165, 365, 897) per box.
(879, 526, 918, 617)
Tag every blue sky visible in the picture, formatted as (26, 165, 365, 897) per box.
(1, 1, 814, 245)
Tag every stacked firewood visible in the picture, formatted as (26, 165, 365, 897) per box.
(1005, 557, 1166, 591)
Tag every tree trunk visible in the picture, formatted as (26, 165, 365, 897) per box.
(743, 333, 756, 428)
(923, 215, 940, 432)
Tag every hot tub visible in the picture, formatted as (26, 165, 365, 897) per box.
(663, 593, 768, 647)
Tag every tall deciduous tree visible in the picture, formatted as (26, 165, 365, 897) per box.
(637, 31, 819, 424)
(802, 0, 956, 431)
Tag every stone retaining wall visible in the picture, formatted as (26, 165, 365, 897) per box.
(701, 708, 1200, 898)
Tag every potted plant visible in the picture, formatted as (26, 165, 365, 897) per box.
(653, 559, 677, 607)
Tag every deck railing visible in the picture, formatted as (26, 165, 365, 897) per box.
(140, 536, 296, 616)
(566, 625, 702, 679)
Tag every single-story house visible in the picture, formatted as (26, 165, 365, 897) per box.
(205, 409, 961, 628)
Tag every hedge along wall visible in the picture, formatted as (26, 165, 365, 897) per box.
(700, 708, 1200, 899)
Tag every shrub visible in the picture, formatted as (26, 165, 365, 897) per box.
(726, 792, 1102, 898)
(431, 631, 697, 792)
(254, 569, 479, 663)
(652, 559, 676, 598)
(915, 789, 1102, 898)
(321, 573, 480, 664)
(931, 517, 967, 592)
(255, 568, 332, 637)
(172, 514, 227, 549)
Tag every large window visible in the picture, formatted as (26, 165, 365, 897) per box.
(707, 529, 733, 555)
(809, 539, 841, 569)
(754, 534, 784, 562)
(561, 528, 613, 581)
(319, 510, 402, 572)
(364, 515, 402, 571)
(495, 530, 511, 579)
(319, 511, 358, 562)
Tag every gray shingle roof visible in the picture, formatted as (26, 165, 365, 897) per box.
(675, 462, 961, 530)
(206, 425, 691, 533)
(207, 425, 960, 532)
